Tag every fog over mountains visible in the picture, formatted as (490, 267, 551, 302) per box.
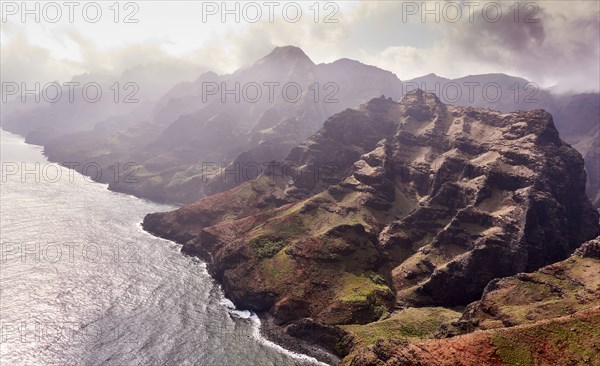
(3, 41, 600, 365)
(3, 46, 598, 207)
(3, 0, 599, 364)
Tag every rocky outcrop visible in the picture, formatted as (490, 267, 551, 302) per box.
(457, 237, 600, 331)
(347, 236, 600, 366)
(407, 74, 600, 208)
(575, 237, 600, 259)
(143, 91, 599, 363)
(346, 309, 600, 366)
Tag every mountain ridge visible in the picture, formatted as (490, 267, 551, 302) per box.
(142, 90, 600, 365)
(3, 46, 598, 207)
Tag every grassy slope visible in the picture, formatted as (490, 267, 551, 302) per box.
(341, 244, 600, 365)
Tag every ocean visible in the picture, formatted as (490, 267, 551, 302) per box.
(0, 129, 324, 366)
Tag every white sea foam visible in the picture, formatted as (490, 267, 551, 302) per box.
(217, 292, 330, 365)
(247, 314, 332, 366)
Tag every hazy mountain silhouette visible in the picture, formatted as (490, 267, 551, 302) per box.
(3, 46, 598, 206)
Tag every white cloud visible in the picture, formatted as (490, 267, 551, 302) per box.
(1, 1, 598, 92)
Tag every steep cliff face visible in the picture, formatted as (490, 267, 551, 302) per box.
(346, 238, 600, 366)
(407, 74, 600, 208)
(144, 91, 599, 348)
(575, 126, 600, 207)
(8, 50, 597, 208)
(459, 238, 600, 331)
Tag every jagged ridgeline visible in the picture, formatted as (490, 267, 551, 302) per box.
(143, 91, 600, 362)
(17, 46, 403, 204)
(6, 47, 597, 209)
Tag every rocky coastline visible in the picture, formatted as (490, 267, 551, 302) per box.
(142, 91, 600, 365)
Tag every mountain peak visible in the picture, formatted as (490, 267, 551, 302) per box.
(271, 45, 309, 57)
(401, 89, 443, 105)
(195, 71, 219, 82)
(258, 45, 314, 66)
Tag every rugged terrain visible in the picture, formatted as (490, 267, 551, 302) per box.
(409, 73, 600, 207)
(4, 47, 598, 207)
(345, 238, 600, 365)
(143, 91, 600, 364)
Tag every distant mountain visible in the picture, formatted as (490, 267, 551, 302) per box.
(1, 62, 201, 144)
(38, 46, 404, 203)
(3, 47, 598, 207)
(143, 91, 599, 362)
(406, 73, 554, 112)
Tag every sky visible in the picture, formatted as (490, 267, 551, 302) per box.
(1, 0, 599, 93)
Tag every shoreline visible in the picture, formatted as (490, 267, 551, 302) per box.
(176, 247, 342, 366)
(256, 312, 341, 366)
(4, 128, 339, 366)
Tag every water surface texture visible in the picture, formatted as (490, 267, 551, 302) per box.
(0, 130, 321, 366)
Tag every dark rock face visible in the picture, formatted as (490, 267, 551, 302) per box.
(575, 126, 600, 207)
(407, 74, 600, 208)
(284, 319, 355, 356)
(347, 235, 600, 366)
(575, 238, 600, 259)
(272, 297, 311, 325)
(143, 91, 599, 337)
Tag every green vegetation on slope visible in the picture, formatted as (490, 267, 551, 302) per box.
(250, 236, 285, 258)
(342, 307, 462, 345)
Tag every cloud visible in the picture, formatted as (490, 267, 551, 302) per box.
(1, 28, 83, 85)
(1, 1, 598, 93)
(0, 26, 206, 104)
(312, 0, 598, 92)
(442, 1, 599, 91)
